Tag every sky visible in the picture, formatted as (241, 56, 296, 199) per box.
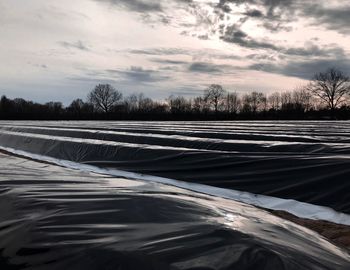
(0, 0, 349, 104)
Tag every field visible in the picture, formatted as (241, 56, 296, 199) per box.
(0, 121, 350, 269)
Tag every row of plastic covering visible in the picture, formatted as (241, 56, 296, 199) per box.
(0, 152, 349, 269)
(0, 121, 349, 216)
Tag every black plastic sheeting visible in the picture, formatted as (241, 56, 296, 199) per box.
(0, 121, 349, 215)
(0, 153, 349, 270)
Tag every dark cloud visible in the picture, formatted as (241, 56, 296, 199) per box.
(283, 44, 344, 58)
(303, 5, 350, 34)
(73, 66, 170, 85)
(197, 34, 209, 40)
(221, 25, 279, 50)
(244, 9, 264, 18)
(221, 24, 344, 58)
(214, 1, 297, 34)
(170, 87, 205, 96)
(58, 40, 90, 51)
(94, 0, 195, 13)
(218, 0, 350, 35)
(217, 0, 295, 17)
(189, 62, 221, 73)
(107, 66, 170, 83)
(60, 1, 350, 88)
(250, 58, 350, 79)
(95, 0, 162, 12)
(188, 62, 231, 74)
(68, 76, 117, 84)
(95, 0, 350, 36)
(151, 58, 188, 65)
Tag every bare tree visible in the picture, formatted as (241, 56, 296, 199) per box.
(280, 91, 292, 109)
(225, 92, 241, 114)
(292, 87, 312, 112)
(88, 84, 122, 113)
(268, 92, 281, 110)
(204, 84, 226, 113)
(68, 99, 85, 115)
(192, 96, 209, 113)
(45, 102, 63, 114)
(124, 93, 139, 113)
(242, 92, 266, 113)
(167, 95, 191, 114)
(306, 68, 350, 112)
(137, 93, 155, 113)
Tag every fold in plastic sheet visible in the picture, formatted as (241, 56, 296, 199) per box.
(0, 121, 349, 217)
(0, 153, 349, 270)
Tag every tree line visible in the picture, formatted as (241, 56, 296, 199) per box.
(1, 67, 350, 120)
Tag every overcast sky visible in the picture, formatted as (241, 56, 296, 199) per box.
(1, 0, 349, 104)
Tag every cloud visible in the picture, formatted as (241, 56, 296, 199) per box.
(70, 66, 171, 89)
(94, 0, 350, 37)
(170, 86, 205, 96)
(94, 0, 162, 12)
(128, 48, 191, 56)
(197, 34, 209, 40)
(283, 44, 344, 58)
(244, 9, 264, 18)
(94, 0, 196, 13)
(219, 0, 350, 35)
(58, 40, 90, 51)
(260, 21, 293, 33)
(221, 25, 279, 50)
(250, 58, 350, 79)
(221, 24, 345, 58)
(3, 0, 350, 102)
(107, 66, 170, 83)
(188, 62, 232, 74)
(217, 0, 296, 19)
(151, 58, 188, 65)
(215, 1, 298, 33)
(303, 5, 350, 34)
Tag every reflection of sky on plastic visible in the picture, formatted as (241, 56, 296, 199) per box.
(1, 149, 349, 268)
(0, 0, 349, 103)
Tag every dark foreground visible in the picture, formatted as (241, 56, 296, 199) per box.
(0, 153, 349, 270)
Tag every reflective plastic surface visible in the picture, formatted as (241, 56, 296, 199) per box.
(0, 121, 349, 215)
(0, 153, 349, 269)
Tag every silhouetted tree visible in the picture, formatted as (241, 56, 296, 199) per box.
(0, 95, 13, 113)
(242, 92, 266, 113)
(204, 84, 226, 113)
(225, 92, 241, 114)
(292, 87, 312, 112)
(123, 94, 139, 113)
(167, 95, 191, 114)
(138, 95, 154, 113)
(46, 102, 63, 115)
(306, 68, 350, 113)
(67, 98, 89, 116)
(88, 84, 122, 113)
(268, 92, 281, 111)
(2, 68, 350, 120)
(192, 96, 209, 113)
(280, 92, 292, 110)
